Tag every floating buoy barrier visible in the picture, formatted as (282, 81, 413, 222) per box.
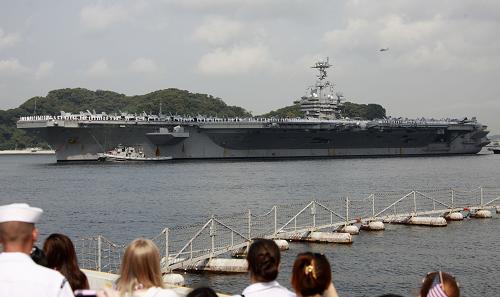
(275, 231, 353, 244)
(163, 273, 185, 286)
(338, 224, 360, 235)
(384, 216, 447, 227)
(445, 212, 464, 221)
(182, 258, 247, 273)
(360, 221, 385, 231)
(471, 209, 492, 218)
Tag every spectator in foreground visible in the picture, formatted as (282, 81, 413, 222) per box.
(44, 233, 89, 291)
(0, 203, 74, 297)
(291, 252, 340, 297)
(97, 238, 177, 297)
(236, 238, 295, 297)
(187, 287, 218, 297)
(419, 271, 460, 297)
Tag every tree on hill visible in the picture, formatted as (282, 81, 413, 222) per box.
(260, 104, 304, 118)
(342, 102, 386, 120)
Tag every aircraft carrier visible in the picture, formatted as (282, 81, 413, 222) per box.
(17, 59, 490, 162)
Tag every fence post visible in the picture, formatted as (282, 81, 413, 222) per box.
(247, 209, 251, 240)
(371, 194, 375, 219)
(413, 191, 417, 214)
(346, 197, 349, 222)
(210, 216, 215, 259)
(274, 205, 277, 236)
(451, 189, 454, 209)
(164, 228, 169, 268)
(97, 235, 102, 272)
(311, 201, 316, 228)
(480, 187, 484, 206)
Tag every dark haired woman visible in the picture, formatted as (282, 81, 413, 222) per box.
(187, 287, 218, 297)
(238, 238, 295, 297)
(291, 252, 339, 297)
(43, 233, 89, 291)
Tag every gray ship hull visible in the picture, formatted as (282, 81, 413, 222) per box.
(19, 119, 489, 161)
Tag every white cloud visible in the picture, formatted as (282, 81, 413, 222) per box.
(80, 3, 130, 31)
(323, 12, 500, 72)
(86, 59, 112, 76)
(197, 45, 271, 75)
(129, 57, 157, 73)
(0, 59, 29, 75)
(35, 61, 54, 79)
(193, 17, 242, 46)
(0, 28, 20, 49)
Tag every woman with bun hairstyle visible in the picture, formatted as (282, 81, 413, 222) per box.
(237, 238, 295, 297)
(291, 252, 339, 297)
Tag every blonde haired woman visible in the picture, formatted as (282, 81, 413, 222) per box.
(98, 238, 177, 297)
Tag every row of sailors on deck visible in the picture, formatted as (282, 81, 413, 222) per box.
(20, 114, 476, 126)
(0, 203, 461, 297)
(20, 115, 312, 123)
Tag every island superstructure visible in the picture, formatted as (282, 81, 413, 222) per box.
(17, 59, 490, 162)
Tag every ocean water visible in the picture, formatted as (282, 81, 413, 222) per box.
(0, 154, 499, 296)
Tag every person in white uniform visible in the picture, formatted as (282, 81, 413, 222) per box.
(235, 238, 295, 297)
(0, 203, 75, 297)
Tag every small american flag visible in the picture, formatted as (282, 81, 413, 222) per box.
(427, 272, 447, 297)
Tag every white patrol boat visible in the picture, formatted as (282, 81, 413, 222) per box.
(98, 145, 172, 162)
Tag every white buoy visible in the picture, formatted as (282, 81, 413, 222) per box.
(445, 212, 464, 221)
(185, 258, 248, 273)
(360, 221, 385, 231)
(231, 239, 289, 258)
(408, 216, 447, 227)
(308, 232, 353, 244)
(274, 239, 289, 251)
(163, 273, 185, 286)
(472, 209, 492, 218)
(496, 206, 500, 214)
(338, 225, 359, 235)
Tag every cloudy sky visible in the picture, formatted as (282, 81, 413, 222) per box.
(1, 0, 499, 133)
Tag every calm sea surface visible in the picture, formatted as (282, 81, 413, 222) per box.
(0, 153, 499, 296)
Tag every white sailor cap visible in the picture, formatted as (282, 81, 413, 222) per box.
(0, 203, 43, 223)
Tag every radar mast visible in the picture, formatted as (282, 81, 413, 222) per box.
(294, 57, 344, 120)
